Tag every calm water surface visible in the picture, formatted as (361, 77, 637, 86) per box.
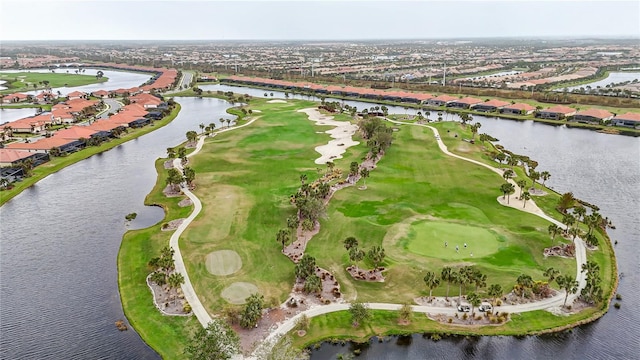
(0, 97, 232, 359)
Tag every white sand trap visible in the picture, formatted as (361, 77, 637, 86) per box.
(205, 250, 242, 276)
(298, 108, 360, 164)
(267, 99, 287, 103)
(251, 109, 262, 113)
(221, 282, 259, 304)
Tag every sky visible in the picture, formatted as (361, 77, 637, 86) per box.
(1, 0, 639, 41)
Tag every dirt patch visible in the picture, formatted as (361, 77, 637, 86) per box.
(147, 274, 191, 316)
(292, 267, 342, 302)
(163, 160, 174, 169)
(205, 250, 242, 276)
(160, 218, 185, 231)
(346, 265, 386, 282)
(544, 243, 575, 258)
(429, 311, 510, 326)
(162, 185, 183, 198)
(221, 282, 259, 304)
(178, 198, 192, 207)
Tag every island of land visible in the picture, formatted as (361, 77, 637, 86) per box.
(118, 92, 617, 359)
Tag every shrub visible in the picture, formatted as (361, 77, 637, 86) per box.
(462, 313, 468, 320)
(616, 294, 622, 301)
(614, 303, 621, 309)
(448, 318, 453, 323)
(430, 333, 441, 341)
(183, 302, 192, 313)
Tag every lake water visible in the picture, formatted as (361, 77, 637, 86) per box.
(565, 71, 640, 91)
(0, 97, 232, 359)
(0, 68, 152, 96)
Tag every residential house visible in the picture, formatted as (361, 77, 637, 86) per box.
(472, 99, 510, 112)
(571, 109, 614, 124)
(0, 149, 49, 168)
(536, 105, 576, 120)
(2, 93, 30, 104)
(501, 103, 536, 115)
(610, 112, 640, 128)
(92, 90, 109, 98)
(130, 93, 162, 109)
(5, 136, 84, 154)
(67, 91, 87, 100)
(446, 97, 483, 109)
(427, 95, 458, 107)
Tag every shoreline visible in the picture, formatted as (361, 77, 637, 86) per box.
(0, 104, 181, 206)
(117, 98, 618, 358)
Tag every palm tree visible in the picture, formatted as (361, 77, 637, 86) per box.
(548, 224, 561, 243)
(573, 205, 586, 222)
(517, 179, 527, 199)
(349, 247, 365, 269)
(441, 267, 454, 299)
(226, 119, 232, 127)
(470, 122, 481, 140)
(487, 284, 503, 306)
(516, 274, 534, 301)
(199, 123, 205, 134)
(299, 173, 307, 185)
(472, 270, 487, 292)
(502, 169, 514, 181)
(359, 168, 370, 186)
(562, 213, 576, 232)
(556, 274, 578, 308)
(500, 183, 515, 204)
(467, 292, 481, 318)
(168, 272, 185, 289)
(543, 267, 560, 283)
(343, 236, 358, 251)
(456, 266, 473, 304)
(367, 245, 385, 269)
(540, 171, 551, 187)
(286, 215, 299, 236)
(423, 271, 440, 301)
(522, 191, 531, 208)
(276, 229, 290, 251)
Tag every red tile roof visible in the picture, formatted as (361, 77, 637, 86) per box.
(480, 99, 510, 107)
(53, 126, 98, 140)
(0, 149, 34, 163)
(543, 105, 576, 115)
(5, 137, 77, 151)
(453, 97, 483, 105)
(575, 109, 613, 119)
(503, 103, 536, 111)
(431, 94, 458, 102)
(614, 112, 640, 121)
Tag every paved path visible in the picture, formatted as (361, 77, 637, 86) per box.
(250, 119, 588, 358)
(168, 116, 260, 329)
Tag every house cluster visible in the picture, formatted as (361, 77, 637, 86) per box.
(224, 76, 640, 127)
(0, 96, 167, 176)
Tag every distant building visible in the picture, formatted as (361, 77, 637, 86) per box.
(536, 105, 576, 120)
(571, 109, 614, 124)
(472, 99, 510, 112)
(610, 112, 640, 128)
(500, 103, 536, 115)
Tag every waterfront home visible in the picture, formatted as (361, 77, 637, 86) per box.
(571, 109, 614, 124)
(536, 105, 576, 120)
(5, 136, 83, 154)
(447, 97, 483, 109)
(130, 93, 162, 108)
(67, 91, 87, 100)
(51, 99, 100, 124)
(427, 94, 458, 106)
(2, 93, 30, 104)
(472, 99, 510, 112)
(53, 126, 99, 141)
(0, 149, 49, 168)
(500, 103, 536, 115)
(610, 112, 640, 128)
(1, 113, 53, 134)
(92, 90, 109, 98)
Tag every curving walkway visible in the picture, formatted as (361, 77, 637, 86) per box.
(169, 116, 260, 328)
(250, 119, 589, 358)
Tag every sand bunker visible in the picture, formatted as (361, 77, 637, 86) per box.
(267, 99, 287, 103)
(297, 108, 359, 164)
(221, 282, 259, 304)
(205, 250, 242, 276)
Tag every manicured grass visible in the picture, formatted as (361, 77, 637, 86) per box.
(0, 105, 181, 206)
(292, 308, 603, 349)
(0, 71, 107, 93)
(403, 220, 503, 259)
(118, 159, 199, 359)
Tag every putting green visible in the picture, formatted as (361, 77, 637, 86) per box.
(404, 220, 504, 260)
(221, 282, 259, 304)
(205, 250, 242, 276)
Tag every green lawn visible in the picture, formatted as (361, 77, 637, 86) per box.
(121, 96, 615, 356)
(0, 71, 107, 93)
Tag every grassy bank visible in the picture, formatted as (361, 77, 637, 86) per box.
(0, 105, 181, 206)
(0, 71, 108, 94)
(118, 159, 199, 359)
